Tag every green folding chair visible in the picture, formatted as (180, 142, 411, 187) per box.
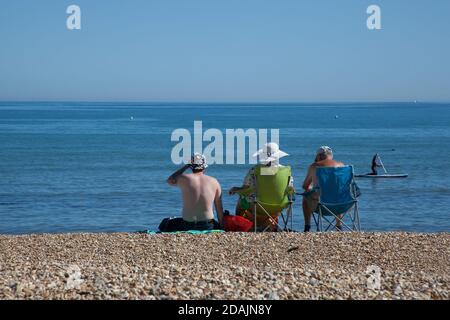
(235, 165, 295, 232)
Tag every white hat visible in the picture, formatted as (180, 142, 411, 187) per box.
(253, 142, 288, 164)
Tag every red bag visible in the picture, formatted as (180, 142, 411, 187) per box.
(223, 215, 253, 232)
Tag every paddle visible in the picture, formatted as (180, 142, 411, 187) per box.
(377, 154, 388, 174)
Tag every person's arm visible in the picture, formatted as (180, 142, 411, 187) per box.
(214, 183, 224, 228)
(167, 164, 191, 186)
(302, 165, 314, 191)
(288, 176, 295, 193)
(228, 185, 250, 195)
(229, 167, 253, 195)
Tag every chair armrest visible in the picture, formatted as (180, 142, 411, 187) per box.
(286, 186, 295, 195)
(296, 187, 320, 197)
(234, 187, 255, 197)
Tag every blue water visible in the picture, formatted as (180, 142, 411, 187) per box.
(1, 102, 449, 234)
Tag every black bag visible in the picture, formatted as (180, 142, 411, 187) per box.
(158, 217, 185, 232)
(158, 217, 219, 232)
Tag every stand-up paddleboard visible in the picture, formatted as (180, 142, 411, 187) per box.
(355, 173, 408, 178)
(355, 154, 408, 178)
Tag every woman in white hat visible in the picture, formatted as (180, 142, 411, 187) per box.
(228, 142, 293, 230)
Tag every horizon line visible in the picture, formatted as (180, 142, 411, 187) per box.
(1, 100, 450, 105)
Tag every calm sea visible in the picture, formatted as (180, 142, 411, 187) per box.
(1, 102, 449, 234)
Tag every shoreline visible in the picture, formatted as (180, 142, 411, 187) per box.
(0, 232, 448, 299)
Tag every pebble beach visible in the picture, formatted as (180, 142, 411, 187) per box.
(0, 232, 448, 300)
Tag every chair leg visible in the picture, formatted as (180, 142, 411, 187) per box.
(318, 207, 323, 232)
(258, 203, 285, 232)
(316, 201, 361, 233)
(280, 210, 288, 230)
(283, 206, 288, 231)
(321, 205, 355, 232)
(355, 202, 361, 231)
(349, 204, 357, 231)
(351, 208, 357, 231)
(319, 205, 335, 231)
(312, 212, 319, 232)
(324, 217, 335, 232)
(290, 203, 293, 231)
(285, 204, 293, 232)
(254, 202, 257, 232)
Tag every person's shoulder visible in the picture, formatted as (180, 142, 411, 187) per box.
(177, 173, 191, 181)
(309, 162, 319, 169)
(170, 173, 189, 187)
(205, 175, 222, 191)
(204, 174, 220, 184)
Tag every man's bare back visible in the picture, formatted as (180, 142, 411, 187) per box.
(167, 155, 224, 228)
(176, 173, 222, 222)
(303, 158, 345, 190)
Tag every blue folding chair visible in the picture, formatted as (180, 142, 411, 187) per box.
(313, 166, 361, 232)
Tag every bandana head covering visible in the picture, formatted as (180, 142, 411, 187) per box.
(190, 153, 208, 170)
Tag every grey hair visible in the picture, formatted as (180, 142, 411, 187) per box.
(316, 146, 333, 156)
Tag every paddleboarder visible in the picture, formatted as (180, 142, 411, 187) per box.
(355, 154, 408, 178)
(370, 153, 382, 175)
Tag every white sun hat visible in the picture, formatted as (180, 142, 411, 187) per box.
(253, 142, 289, 164)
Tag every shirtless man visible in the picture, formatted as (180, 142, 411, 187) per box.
(302, 146, 344, 232)
(167, 153, 224, 230)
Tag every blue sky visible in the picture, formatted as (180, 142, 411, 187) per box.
(0, 0, 449, 102)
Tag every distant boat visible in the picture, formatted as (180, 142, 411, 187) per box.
(355, 154, 408, 179)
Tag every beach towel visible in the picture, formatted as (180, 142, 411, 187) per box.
(137, 229, 224, 235)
